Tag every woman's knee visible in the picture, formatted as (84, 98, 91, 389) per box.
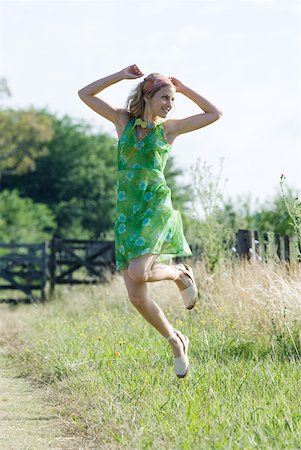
(128, 294, 148, 308)
(122, 269, 148, 306)
(127, 261, 148, 282)
(127, 253, 158, 282)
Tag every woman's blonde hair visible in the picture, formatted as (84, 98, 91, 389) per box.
(125, 73, 173, 118)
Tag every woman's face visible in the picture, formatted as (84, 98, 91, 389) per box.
(145, 85, 176, 119)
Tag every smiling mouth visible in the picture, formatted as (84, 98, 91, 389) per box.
(162, 108, 170, 113)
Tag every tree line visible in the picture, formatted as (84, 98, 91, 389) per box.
(0, 78, 298, 248)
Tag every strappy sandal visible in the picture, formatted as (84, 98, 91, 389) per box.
(167, 329, 189, 378)
(174, 263, 198, 310)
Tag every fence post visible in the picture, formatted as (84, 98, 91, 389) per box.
(254, 230, 260, 258)
(284, 235, 290, 262)
(275, 234, 281, 260)
(236, 229, 259, 261)
(41, 241, 47, 302)
(49, 238, 56, 296)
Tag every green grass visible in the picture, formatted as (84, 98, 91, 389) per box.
(3, 263, 301, 449)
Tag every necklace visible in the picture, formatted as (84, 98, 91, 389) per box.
(133, 118, 155, 129)
(133, 117, 156, 144)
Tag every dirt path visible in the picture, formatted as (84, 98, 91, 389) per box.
(0, 307, 89, 450)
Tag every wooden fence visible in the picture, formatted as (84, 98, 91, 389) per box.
(0, 242, 47, 304)
(235, 229, 300, 263)
(0, 230, 299, 303)
(49, 238, 115, 293)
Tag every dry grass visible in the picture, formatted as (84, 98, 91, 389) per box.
(194, 258, 300, 322)
(1, 259, 301, 448)
(3, 258, 301, 353)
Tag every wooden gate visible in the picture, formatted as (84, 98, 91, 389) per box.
(49, 239, 116, 293)
(0, 242, 47, 303)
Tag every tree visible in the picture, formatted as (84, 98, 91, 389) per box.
(2, 108, 195, 239)
(0, 108, 54, 178)
(0, 189, 56, 243)
(0, 77, 11, 100)
(0, 79, 54, 182)
(222, 189, 296, 237)
(2, 112, 116, 238)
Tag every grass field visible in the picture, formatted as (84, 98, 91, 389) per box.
(2, 259, 301, 449)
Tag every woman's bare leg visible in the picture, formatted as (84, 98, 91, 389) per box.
(122, 267, 184, 357)
(127, 253, 190, 291)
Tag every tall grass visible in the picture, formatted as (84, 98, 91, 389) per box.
(189, 158, 234, 273)
(2, 259, 301, 449)
(280, 174, 301, 262)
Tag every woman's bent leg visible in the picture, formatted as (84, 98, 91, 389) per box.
(122, 268, 183, 357)
(127, 253, 190, 293)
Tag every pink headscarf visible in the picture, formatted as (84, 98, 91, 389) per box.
(142, 75, 174, 96)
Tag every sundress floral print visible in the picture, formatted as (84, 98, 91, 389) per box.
(114, 117, 192, 271)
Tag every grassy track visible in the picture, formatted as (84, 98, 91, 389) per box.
(0, 348, 87, 450)
(2, 260, 301, 449)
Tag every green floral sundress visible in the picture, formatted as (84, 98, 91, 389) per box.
(114, 117, 192, 271)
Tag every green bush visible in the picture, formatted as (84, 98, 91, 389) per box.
(0, 188, 56, 242)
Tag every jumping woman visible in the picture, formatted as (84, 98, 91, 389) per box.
(78, 64, 222, 378)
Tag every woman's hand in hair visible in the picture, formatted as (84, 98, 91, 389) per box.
(169, 77, 185, 93)
(122, 64, 144, 79)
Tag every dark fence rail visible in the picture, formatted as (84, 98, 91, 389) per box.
(49, 238, 116, 293)
(0, 230, 299, 303)
(0, 242, 47, 304)
(235, 229, 300, 263)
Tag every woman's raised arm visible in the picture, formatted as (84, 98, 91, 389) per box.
(78, 65, 144, 125)
(166, 77, 223, 141)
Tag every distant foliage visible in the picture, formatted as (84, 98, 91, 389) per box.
(2, 111, 118, 238)
(1, 101, 297, 247)
(0, 77, 11, 100)
(280, 175, 301, 259)
(0, 108, 53, 175)
(221, 190, 295, 237)
(0, 189, 56, 243)
(187, 158, 298, 271)
(188, 157, 234, 272)
(2, 108, 190, 240)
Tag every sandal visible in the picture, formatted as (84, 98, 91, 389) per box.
(167, 329, 189, 378)
(174, 263, 198, 310)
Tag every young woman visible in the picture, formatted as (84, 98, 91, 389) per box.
(78, 64, 222, 378)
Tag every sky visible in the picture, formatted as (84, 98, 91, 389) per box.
(0, 0, 300, 211)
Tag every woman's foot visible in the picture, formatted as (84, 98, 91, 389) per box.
(174, 269, 191, 290)
(167, 329, 189, 378)
(173, 264, 198, 310)
(168, 332, 185, 357)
